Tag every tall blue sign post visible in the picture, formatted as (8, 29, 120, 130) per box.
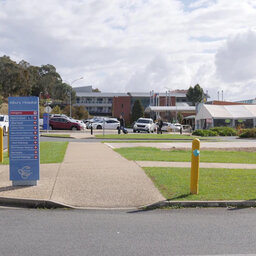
(8, 97, 40, 186)
(43, 113, 49, 130)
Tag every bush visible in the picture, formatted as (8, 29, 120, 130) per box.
(210, 127, 237, 136)
(192, 129, 218, 137)
(239, 128, 256, 138)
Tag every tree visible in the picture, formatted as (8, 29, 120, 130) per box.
(131, 99, 144, 122)
(186, 84, 204, 106)
(177, 112, 184, 124)
(73, 106, 89, 120)
(51, 105, 62, 114)
(92, 88, 101, 92)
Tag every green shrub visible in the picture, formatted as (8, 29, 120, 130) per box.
(210, 127, 237, 136)
(239, 128, 256, 138)
(192, 129, 218, 137)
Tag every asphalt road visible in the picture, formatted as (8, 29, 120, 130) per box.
(0, 208, 256, 256)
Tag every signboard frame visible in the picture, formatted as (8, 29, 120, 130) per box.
(8, 96, 40, 186)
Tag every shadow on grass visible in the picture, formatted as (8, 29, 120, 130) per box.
(167, 193, 191, 201)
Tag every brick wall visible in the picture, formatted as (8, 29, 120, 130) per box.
(112, 96, 131, 122)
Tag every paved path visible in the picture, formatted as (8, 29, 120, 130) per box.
(0, 143, 164, 208)
(136, 161, 256, 169)
(106, 141, 256, 149)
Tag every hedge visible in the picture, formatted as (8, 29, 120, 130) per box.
(239, 128, 256, 138)
(192, 129, 218, 137)
(192, 126, 237, 137)
(210, 127, 237, 136)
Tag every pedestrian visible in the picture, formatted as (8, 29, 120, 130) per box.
(157, 118, 163, 134)
(118, 114, 126, 134)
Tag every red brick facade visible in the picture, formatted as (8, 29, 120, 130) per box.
(210, 101, 247, 105)
(159, 96, 176, 106)
(112, 96, 131, 122)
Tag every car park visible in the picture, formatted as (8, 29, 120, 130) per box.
(133, 118, 155, 133)
(0, 115, 9, 135)
(91, 118, 120, 130)
(49, 116, 84, 130)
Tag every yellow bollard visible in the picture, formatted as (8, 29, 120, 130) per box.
(0, 127, 3, 163)
(190, 138, 200, 194)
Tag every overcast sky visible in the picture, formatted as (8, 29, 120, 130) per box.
(1, 0, 256, 101)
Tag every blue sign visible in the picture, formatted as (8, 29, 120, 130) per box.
(193, 149, 200, 157)
(43, 113, 49, 130)
(8, 97, 40, 185)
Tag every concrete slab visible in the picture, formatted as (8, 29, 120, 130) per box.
(0, 164, 60, 200)
(106, 141, 256, 149)
(51, 143, 164, 208)
(136, 161, 256, 169)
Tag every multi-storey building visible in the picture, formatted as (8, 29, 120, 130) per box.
(74, 86, 196, 122)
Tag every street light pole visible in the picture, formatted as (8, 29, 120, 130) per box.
(69, 77, 83, 118)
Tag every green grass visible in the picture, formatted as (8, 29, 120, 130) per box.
(96, 133, 196, 140)
(115, 147, 256, 164)
(1, 141, 68, 164)
(41, 134, 71, 138)
(144, 167, 256, 200)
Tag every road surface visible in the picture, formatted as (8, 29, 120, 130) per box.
(0, 208, 255, 256)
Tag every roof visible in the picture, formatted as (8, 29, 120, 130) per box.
(196, 104, 256, 119)
(145, 106, 196, 113)
(76, 92, 127, 97)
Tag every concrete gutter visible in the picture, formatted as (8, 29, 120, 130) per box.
(1, 197, 255, 210)
(0, 197, 71, 209)
(142, 200, 256, 210)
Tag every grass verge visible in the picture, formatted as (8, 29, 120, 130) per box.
(1, 141, 68, 165)
(144, 167, 256, 200)
(115, 147, 256, 164)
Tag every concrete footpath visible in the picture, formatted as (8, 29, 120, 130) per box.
(106, 141, 256, 149)
(0, 143, 164, 209)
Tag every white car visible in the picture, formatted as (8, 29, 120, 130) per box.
(133, 118, 155, 133)
(71, 119, 86, 130)
(0, 115, 9, 135)
(161, 122, 171, 132)
(169, 123, 182, 132)
(92, 119, 120, 130)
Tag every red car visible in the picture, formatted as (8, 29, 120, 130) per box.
(49, 117, 83, 130)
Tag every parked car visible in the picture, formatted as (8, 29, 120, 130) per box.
(70, 118, 86, 130)
(0, 115, 9, 135)
(49, 117, 84, 130)
(161, 122, 171, 132)
(85, 117, 105, 129)
(91, 119, 120, 130)
(133, 118, 155, 133)
(169, 123, 182, 132)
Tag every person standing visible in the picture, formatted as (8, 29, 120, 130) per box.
(118, 114, 125, 134)
(157, 118, 163, 134)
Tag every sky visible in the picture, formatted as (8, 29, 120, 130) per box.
(0, 0, 256, 101)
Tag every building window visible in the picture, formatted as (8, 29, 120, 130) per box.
(214, 119, 231, 127)
(235, 119, 253, 128)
